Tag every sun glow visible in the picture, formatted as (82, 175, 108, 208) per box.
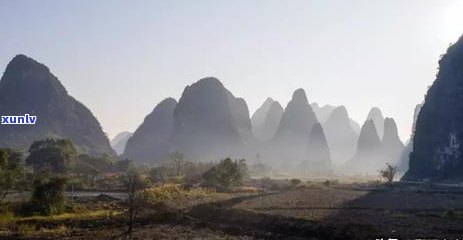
(440, 0, 463, 43)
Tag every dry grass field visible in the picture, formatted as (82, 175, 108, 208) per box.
(2, 181, 463, 239)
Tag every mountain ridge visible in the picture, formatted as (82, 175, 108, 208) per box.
(0, 54, 115, 156)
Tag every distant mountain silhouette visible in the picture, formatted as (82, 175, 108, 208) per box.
(346, 115, 404, 174)
(404, 36, 463, 181)
(228, 93, 255, 148)
(169, 77, 247, 162)
(380, 118, 404, 165)
(356, 120, 381, 155)
(252, 99, 283, 142)
(366, 107, 385, 139)
(270, 89, 318, 168)
(349, 119, 361, 135)
(305, 122, 332, 173)
(251, 98, 274, 138)
(346, 119, 382, 173)
(311, 102, 361, 135)
(0, 54, 114, 156)
(311, 103, 336, 123)
(274, 89, 318, 142)
(398, 103, 422, 173)
(323, 106, 358, 165)
(123, 98, 177, 163)
(110, 131, 133, 155)
(260, 101, 284, 143)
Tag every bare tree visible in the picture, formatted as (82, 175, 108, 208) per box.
(379, 163, 397, 190)
(126, 169, 146, 235)
(126, 171, 137, 235)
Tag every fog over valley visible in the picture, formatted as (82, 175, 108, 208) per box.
(2, 1, 463, 239)
(0, 55, 410, 176)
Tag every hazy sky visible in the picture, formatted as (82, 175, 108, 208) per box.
(1, 0, 463, 141)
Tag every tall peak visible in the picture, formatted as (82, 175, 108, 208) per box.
(194, 77, 223, 87)
(9, 54, 36, 65)
(0, 55, 114, 156)
(404, 34, 463, 181)
(0, 55, 67, 103)
(383, 117, 399, 141)
(357, 119, 381, 151)
(330, 106, 349, 119)
(148, 98, 177, 116)
(251, 97, 276, 136)
(270, 100, 282, 110)
(3, 54, 50, 81)
(263, 97, 274, 105)
(366, 107, 385, 138)
(367, 107, 383, 119)
(324, 105, 358, 165)
(291, 88, 309, 105)
(307, 122, 332, 172)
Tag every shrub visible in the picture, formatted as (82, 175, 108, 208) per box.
(290, 178, 301, 187)
(379, 163, 398, 190)
(0, 148, 27, 202)
(19, 176, 67, 216)
(140, 184, 213, 204)
(202, 158, 247, 190)
(323, 180, 331, 187)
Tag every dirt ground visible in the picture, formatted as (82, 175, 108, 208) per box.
(3, 182, 463, 239)
(234, 183, 463, 239)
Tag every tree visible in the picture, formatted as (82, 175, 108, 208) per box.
(169, 151, 185, 177)
(26, 139, 77, 174)
(202, 158, 247, 190)
(22, 175, 67, 216)
(125, 169, 147, 234)
(380, 163, 397, 190)
(0, 148, 26, 202)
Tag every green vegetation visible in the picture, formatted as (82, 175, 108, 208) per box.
(148, 152, 214, 185)
(20, 176, 67, 216)
(0, 142, 257, 238)
(26, 138, 77, 174)
(202, 158, 248, 190)
(0, 148, 28, 202)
